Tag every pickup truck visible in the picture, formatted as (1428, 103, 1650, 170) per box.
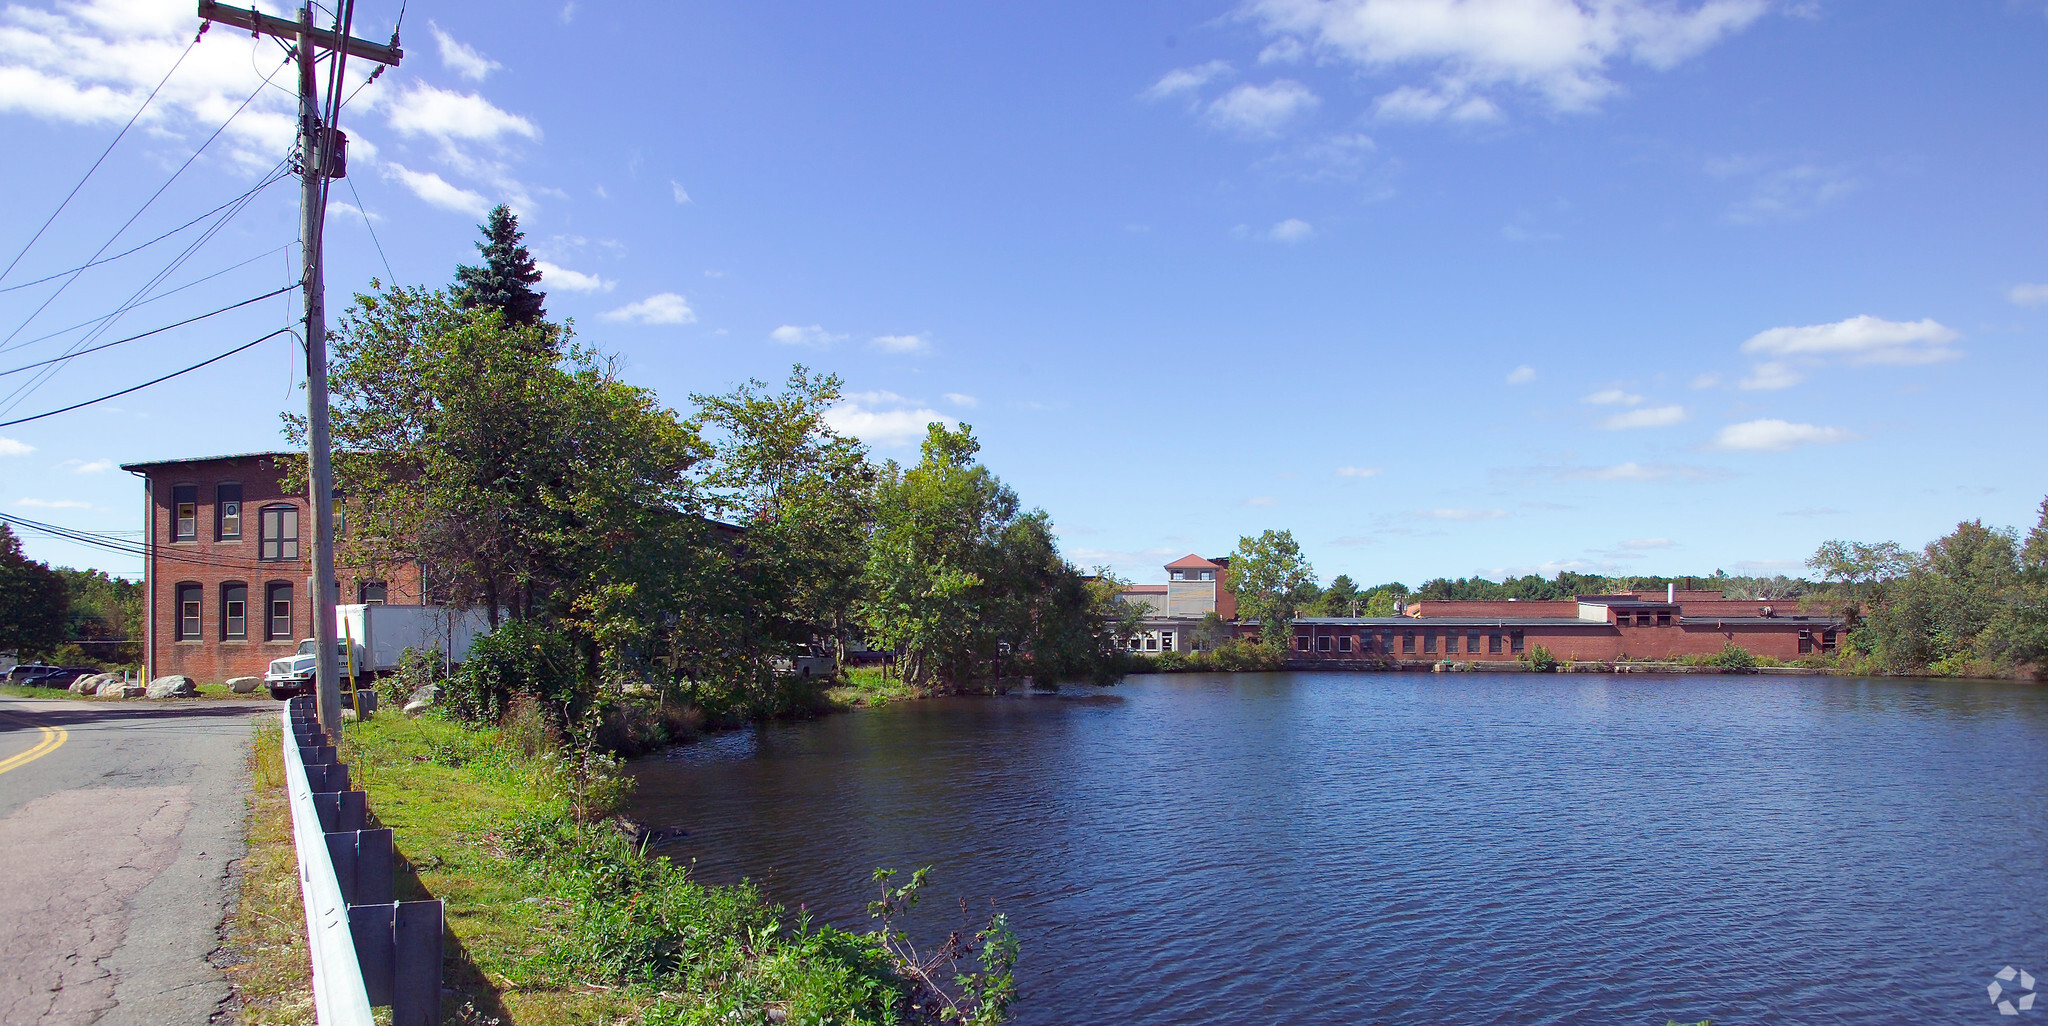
(265, 604, 493, 700)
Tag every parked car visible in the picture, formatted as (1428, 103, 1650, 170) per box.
(4, 663, 94, 688)
(265, 604, 495, 700)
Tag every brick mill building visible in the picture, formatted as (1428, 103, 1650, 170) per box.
(1119, 553, 1844, 664)
(1290, 589, 1845, 665)
(122, 452, 425, 683)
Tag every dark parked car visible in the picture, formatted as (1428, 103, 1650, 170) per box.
(4, 664, 94, 688)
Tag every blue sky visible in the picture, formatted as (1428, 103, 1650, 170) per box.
(1, 0, 2043, 586)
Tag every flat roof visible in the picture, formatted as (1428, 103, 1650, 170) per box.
(120, 451, 295, 472)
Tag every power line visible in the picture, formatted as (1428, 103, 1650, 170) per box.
(0, 26, 206, 287)
(0, 167, 294, 296)
(0, 155, 292, 416)
(0, 51, 292, 352)
(344, 175, 396, 283)
(0, 243, 297, 356)
(0, 512, 295, 572)
(0, 328, 291, 428)
(0, 284, 298, 377)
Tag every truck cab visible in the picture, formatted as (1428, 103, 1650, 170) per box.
(264, 639, 366, 700)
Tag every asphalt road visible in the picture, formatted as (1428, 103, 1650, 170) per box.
(0, 693, 274, 1025)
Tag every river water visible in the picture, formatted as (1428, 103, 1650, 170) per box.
(627, 672, 2048, 1025)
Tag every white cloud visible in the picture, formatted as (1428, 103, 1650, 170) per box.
(1416, 508, 1507, 521)
(18, 498, 90, 509)
(0, 437, 33, 456)
(1243, 0, 1770, 118)
(1710, 158, 1857, 223)
(1505, 365, 1536, 384)
(1583, 388, 1642, 406)
(1269, 218, 1314, 242)
(1205, 80, 1318, 135)
(1712, 419, 1858, 452)
(1691, 373, 1722, 389)
(430, 23, 501, 81)
(385, 83, 538, 145)
(326, 201, 383, 224)
(1738, 361, 1803, 391)
(1335, 466, 1382, 478)
(770, 324, 844, 348)
(1373, 84, 1499, 122)
(2009, 283, 2048, 307)
(1243, 496, 1280, 507)
(1741, 315, 1959, 365)
(1555, 462, 1712, 483)
(671, 180, 692, 204)
(534, 261, 614, 293)
(1142, 60, 1232, 101)
(1619, 537, 1675, 550)
(70, 458, 113, 474)
(384, 164, 489, 216)
(1601, 404, 1686, 429)
(872, 334, 929, 354)
(823, 396, 956, 448)
(943, 393, 978, 408)
(602, 293, 696, 325)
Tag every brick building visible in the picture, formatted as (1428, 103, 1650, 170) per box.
(1286, 589, 1844, 665)
(121, 452, 425, 683)
(1115, 554, 1237, 652)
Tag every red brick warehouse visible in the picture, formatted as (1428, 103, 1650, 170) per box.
(121, 452, 426, 684)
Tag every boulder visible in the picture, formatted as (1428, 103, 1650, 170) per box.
(72, 672, 119, 696)
(145, 675, 199, 699)
(227, 676, 262, 694)
(96, 677, 133, 698)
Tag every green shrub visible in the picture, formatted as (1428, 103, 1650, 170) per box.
(1709, 643, 1757, 673)
(1524, 644, 1560, 672)
(447, 619, 580, 722)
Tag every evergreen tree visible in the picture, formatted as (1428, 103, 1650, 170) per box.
(455, 205, 547, 326)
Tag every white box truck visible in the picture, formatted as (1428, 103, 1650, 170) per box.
(265, 604, 494, 700)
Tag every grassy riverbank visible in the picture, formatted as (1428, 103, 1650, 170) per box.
(226, 709, 1015, 1026)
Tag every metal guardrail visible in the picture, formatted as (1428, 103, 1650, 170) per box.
(282, 696, 443, 1025)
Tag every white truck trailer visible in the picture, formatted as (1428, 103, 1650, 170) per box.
(265, 604, 494, 700)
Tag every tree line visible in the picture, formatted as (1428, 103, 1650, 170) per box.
(0, 526, 143, 669)
(296, 207, 1135, 723)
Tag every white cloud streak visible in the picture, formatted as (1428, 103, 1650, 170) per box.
(1269, 218, 1314, 242)
(2009, 283, 2048, 307)
(671, 180, 692, 204)
(1601, 404, 1685, 429)
(770, 324, 844, 348)
(430, 23, 501, 81)
(0, 436, 34, 456)
(602, 293, 695, 325)
(1712, 419, 1857, 452)
(1583, 388, 1642, 406)
(1741, 315, 1959, 365)
(384, 164, 489, 216)
(1143, 60, 1232, 101)
(385, 83, 538, 145)
(1206, 80, 1318, 135)
(1335, 466, 1383, 478)
(1243, 0, 1770, 119)
(823, 396, 955, 448)
(872, 334, 929, 354)
(535, 261, 614, 293)
(1506, 365, 1536, 384)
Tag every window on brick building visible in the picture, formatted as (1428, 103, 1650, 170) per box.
(1657, 612, 1671, 627)
(1489, 632, 1503, 654)
(1468, 629, 1481, 652)
(266, 582, 294, 640)
(1510, 630, 1525, 654)
(216, 483, 242, 539)
(1380, 630, 1393, 652)
(1443, 632, 1458, 654)
(1338, 635, 1352, 653)
(222, 583, 247, 640)
(1296, 634, 1311, 652)
(1171, 570, 1185, 580)
(173, 485, 197, 540)
(1316, 635, 1332, 651)
(359, 581, 387, 604)
(1423, 631, 1437, 654)
(176, 582, 201, 640)
(259, 505, 299, 561)
(1200, 570, 1214, 581)
(1402, 632, 1415, 654)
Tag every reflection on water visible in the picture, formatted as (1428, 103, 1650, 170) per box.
(628, 672, 2048, 1025)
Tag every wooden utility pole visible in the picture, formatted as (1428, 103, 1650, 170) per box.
(197, 2, 401, 734)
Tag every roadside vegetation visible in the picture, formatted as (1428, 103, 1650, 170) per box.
(227, 706, 1018, 1026)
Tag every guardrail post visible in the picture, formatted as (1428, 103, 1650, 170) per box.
(393, 900, 445, 1026)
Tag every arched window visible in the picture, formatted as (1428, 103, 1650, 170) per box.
(175, 582, 202, 640)
(359, 581, 388, 605)
(265, 582, 294, 641)
(258, 504, 299, 561)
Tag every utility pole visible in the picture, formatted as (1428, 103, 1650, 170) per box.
(197, 2, 401, 734)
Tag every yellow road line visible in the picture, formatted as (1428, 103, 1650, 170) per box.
(0, 711, 67, 774)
